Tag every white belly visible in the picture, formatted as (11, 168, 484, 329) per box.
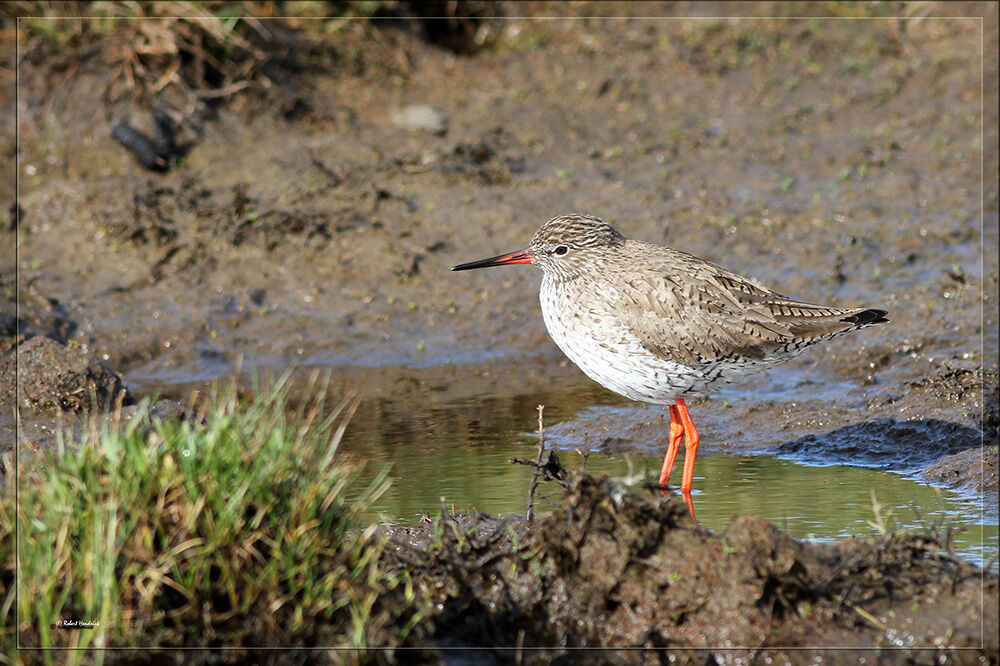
(539, 275, 703, 404)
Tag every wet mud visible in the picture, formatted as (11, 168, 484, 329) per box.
(0, 335, 129, 412)
(3, 3, 998, 660)
(380, 470, 996, 665)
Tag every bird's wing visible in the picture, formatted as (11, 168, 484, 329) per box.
(613, 246, 869, 366)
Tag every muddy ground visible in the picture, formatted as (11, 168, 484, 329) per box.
(376, 469, 997, 665)
(2, 2, 998, 662)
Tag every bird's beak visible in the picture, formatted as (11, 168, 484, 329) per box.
(451, 248, 534, 271)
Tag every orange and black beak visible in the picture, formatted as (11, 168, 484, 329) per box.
(451, 249, 534, 271)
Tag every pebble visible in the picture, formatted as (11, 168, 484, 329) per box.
(390, 105, 448, 136)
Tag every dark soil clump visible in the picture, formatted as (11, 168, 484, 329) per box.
(382, 473, 997, 664)
(924, 446, 999, 493)
(774, 418, 982, 469)
(0, 335, 130, 413)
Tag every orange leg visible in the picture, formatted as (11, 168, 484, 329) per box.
(658, 404, 685, 487)
(658, 400, 699, 519)
(674, 399, 700, 493)
(681, 490, 696, 519)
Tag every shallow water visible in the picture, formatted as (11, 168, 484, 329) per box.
(114, 344, 998, 574)
(335, 375, 998, 572)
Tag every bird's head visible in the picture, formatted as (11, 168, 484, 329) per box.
(451, 214, 625, 279)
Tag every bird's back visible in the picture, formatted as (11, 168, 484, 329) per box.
(539, 238, 887, 402)
(615, 239, 887, 365)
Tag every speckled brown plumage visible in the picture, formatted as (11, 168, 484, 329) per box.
(453, 214, 888, 507)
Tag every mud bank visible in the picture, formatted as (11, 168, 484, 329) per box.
(377, 470, 996, 665)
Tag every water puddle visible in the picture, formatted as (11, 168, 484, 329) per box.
(346, 444, 996, 569)
(332, 379, 997, 572)
(124, 358, 998, 571)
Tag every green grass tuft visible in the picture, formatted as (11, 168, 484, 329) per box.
(2, 372, 426, 663)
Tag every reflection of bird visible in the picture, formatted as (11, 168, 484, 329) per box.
(453, 214, 887, 515)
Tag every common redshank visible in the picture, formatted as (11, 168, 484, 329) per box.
(452, 214, 888, 511)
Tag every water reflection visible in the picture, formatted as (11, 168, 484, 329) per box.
(332, 382, 997, 572)
(155, 363, 996, 571)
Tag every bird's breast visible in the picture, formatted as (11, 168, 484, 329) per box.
(538, 275, 700, 404)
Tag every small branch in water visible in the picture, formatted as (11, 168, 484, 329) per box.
(509, 450, 567, 483)
(510, 404, 569, 519)
(526, 404, 546, 522)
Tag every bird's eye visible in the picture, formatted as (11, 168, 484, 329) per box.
(553, 245, 569, 256)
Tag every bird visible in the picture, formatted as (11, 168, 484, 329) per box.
(452, 214, 888, 514)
